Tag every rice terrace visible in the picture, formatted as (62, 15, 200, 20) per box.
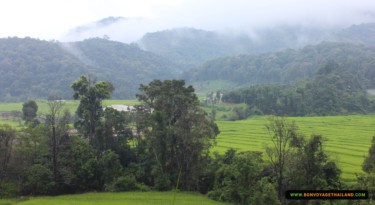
(4, 2, 375, 203)
(1, 100, 374, 184)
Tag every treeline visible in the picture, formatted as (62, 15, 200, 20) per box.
(140, 23, 375, 69)
(185, 42, 375, 89)
(223, 61, 374, 117)
(2, 77, 375, 204)
(0, 37, 177, 102)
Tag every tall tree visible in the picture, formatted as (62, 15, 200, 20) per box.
(0, 125, 16, 180)
(71, 75, 114, 146)
(136, 79, 219, 191)
(45, 97, 70, 188)
(22, 100, 38, 125)
(362, 135, 375, 173)
(265, 116, 297, 201)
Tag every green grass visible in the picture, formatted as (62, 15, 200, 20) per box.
(1, 100, 375, 184)
(213, 115, 375, 184)
(201, 103, 247, 121)
(0, 192, 228, 205)
(0, 100, 139, 127)
(192, 80, 239, 98)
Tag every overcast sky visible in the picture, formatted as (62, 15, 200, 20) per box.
(1, 0, 375, 42)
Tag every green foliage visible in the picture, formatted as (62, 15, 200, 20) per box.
(0, 125, 16, 180)
(22, 100, 38, 124)
(186, 42, 375, 89)
(362, 135, 375, 173)
(106, 175, 137, 192)
(208, 150, 280, 205)
(250, 178, 281, 205)
(265, 117, 297, 201)
(223, 61, 373, 116)
(99, 150, 123, 187)
(0, 181, 19, 198)
(22, 164, 54, 195)
(136, 79, 219, 191)
(285, 135, 342, 192)
(0, 37, 177, 102)
(214, 115, 375, 183)
(71, 75, 113, 145)
(71, 38, 178, 99)
(357, 134, 375, 202)
(95, 108, 134, 166)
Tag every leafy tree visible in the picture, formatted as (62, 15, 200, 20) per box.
(362, 135, 375, 173)
(357, 135, 375, 202)
(45, 98, 66, 184)
(43, 97, 73, 194)
(136, 79, 219, 191)
(71, 75, 114, 147)
(0, 125, 16, 180)
(208, 150, 280, 205)
(95, 108, 134, 166)
(265, 116, 297, 201)
(22, 100, 38, 125)
(22, 164, 54, 195)
(286, 135, 342, 191)
(251, 178, 281, 205)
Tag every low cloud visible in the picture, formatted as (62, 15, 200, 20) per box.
(60, 0, 375, 43)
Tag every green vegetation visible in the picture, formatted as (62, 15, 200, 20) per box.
(1, 100, 374, 185)
(213, 115, 375, 183)
(0, 192, 229, 205)
(0, 100, 137, 128)
(186, 42, 375, 90)
(222, 61, 374, 117)
(0, 37, 177, 102)
(140, 24, 375, 69)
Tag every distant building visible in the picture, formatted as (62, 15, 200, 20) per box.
(105, 104, 135, 112)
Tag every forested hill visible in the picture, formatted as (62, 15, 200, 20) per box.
(138, 26, 330, 69)
(336, 23, 375, 45)
(138, 23, 375, 68)
(0, 37, 177, 102)
(183, 42, 375, 89)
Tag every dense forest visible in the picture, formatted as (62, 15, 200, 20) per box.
(2, 23, 375, 102)
(4, 77, 375, 205)
(184, 42, 375, 89)
(0, 38, 176, 102)
(222, 61, 375, 117)
(139, 23, 375, 68)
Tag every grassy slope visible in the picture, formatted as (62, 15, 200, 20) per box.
(213, 115, 375, 184)
(0, 192, 229, 205)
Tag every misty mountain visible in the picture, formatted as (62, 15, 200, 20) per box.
(137, 26, 335, 68)
(138, 23, 375, 68)
(0, 37, 177, 102)
(183, 42, 375, 89)
(335, 23, 375, 45)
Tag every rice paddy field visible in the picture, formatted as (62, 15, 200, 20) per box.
(0, 100, 138, 129)
(213, 115, 375, 184)
(0, 192, 229, 205)
(1, 100, 375, 184)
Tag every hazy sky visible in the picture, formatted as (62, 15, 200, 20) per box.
(1, 0, 375, 42)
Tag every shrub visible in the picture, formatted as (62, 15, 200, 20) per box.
(0, 181, 19, 198)
(106, 175, 150, 192)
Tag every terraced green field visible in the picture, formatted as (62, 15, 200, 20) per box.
(0, 192, 228, 205)
(213, 115, 375, 184)
(1, 101, 374, 184)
